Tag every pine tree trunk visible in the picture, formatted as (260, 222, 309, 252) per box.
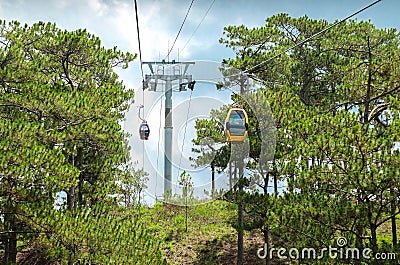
(4, 212, 17, 265)
(355, 228, 363, 265)
(76, 147, 83, 206)
(77, 177, 83, 206)
(237, 199, 244, 265)
(263, 224, 270, 265)
(234, 161, 238, 192)
(211, 163, 215, 198)
(355, 196, 364, 265)
(67, 186, 76, 210)
(355, 202, 363, 265)
(391, 190, 397, 248)
(229, 161, 232, 190)
(392, 214, 397, 248)
(67, 149, 78, 210)
(237, 161, 244, 265)
(263, 170, 269, 194)
(370, 224, 378, 254)
(237, 73, 246, 265)
(67, 151, 77, 265)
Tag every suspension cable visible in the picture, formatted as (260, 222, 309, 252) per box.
(245, 0, 382, 75)
(177, 88, 194, 180)
(133, 0, 146, 116)
(207, 0, 382, 84)
(155, 93, 164, 200)
(133, 0, 145, 81)
(133, 0, 147, 194)
(181, 0, 215, 54)
(165, 0, 195, 60)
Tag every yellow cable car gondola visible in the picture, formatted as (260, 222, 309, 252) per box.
(225, 107, 249, 143)
(139, 121, 150, 140)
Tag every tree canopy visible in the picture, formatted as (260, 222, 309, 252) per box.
(192, 13, 400, 264)
(0, 20, 165, 264)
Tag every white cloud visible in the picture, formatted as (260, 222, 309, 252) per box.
(120, 0, 221, 61)
(135, 3, 180, 60)
(0, 2, 5, 17)
(52, 0, 69, 9)
(87, 0, 109, 17)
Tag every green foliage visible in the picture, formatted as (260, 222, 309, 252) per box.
(23, 205, 166, 264)
(0, 20, 164, 264)
(116, 161, 149, 208)
(141, 200, 238, 264)
(179, 170, 194, 199)
(213, 13, 400, 264)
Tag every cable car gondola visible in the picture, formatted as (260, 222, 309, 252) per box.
(139, 121, 150, 140)
(225, 107, 249, 143)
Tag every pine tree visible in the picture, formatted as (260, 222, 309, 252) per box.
(0, 20, 166, 264)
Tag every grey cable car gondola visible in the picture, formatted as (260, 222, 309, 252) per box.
(139, 121, 150, 140)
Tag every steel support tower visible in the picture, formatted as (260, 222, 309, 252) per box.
(143, 60, 195, 196)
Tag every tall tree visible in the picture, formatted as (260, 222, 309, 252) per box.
(216, 13, 400, 264)
(0, 20, 166, 264)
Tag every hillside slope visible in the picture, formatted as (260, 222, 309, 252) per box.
(142, 200, 265, 265)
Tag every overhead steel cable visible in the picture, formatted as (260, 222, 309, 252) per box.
(175, 0, 215, 179)
(133, 0, 145, 119)
(245, 0, 382, 75)
(206, 0, 382, 84)
(133, 0, 145, 82)
(155, 94, 164, 200)
(165, 0, 195, 60)
(181, 0, 216, 54)
(177, 88, 194, 181)
(133, 0, 147, 185)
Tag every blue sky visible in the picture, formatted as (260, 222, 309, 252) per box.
(2, 0, 399, 204)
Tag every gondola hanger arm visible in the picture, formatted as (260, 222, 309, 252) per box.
(138, 104, 146, 122)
